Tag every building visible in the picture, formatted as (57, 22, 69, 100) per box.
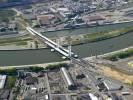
(110, 93, 120, 100)
(87, 15, 105, 22)
(0, 22, 18, 36)
(18, 70, 25, 79)
(30, 87, 37, 94)
(75, 70, 85, 79)
(103, 80, 122, 91)
(78, 93, 98, 100)
(52, 95, 66, 100)
(83, 15, 105, 25)
(0, 75, 7, 89)
(0, 90, 10, 100)
(61, 67, 76, 90)
(89, 93, 98, 100)
(25, 75, 38, 85)
(78, 93, 91, 100)
(37, 14, 55, 26)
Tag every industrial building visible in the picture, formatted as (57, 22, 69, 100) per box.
(103, 80, 122, 91)
(89, 93, 98, 100)
(78, 93, 91, 100)
(61, 67, 76, 90)
(78, 93, 98, 100)
(0, 75, 7, 89)
(0, 89, 9, 100)
(25, 75, 38, 85)
(110, 93, 120, 100)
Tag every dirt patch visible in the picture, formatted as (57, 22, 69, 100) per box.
(98, 66, 133, 85)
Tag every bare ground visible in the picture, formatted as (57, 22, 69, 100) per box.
(98, 65, 133, 85)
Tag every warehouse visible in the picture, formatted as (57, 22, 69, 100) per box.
(78, 93, 98, 100)
(61, 67, 76, 90)
(103, 80, 122, 91)
(0, 89, 9, 100)
(89, 93, 98, 100)
(0, 75, 7, 89)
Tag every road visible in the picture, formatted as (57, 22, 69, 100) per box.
(12, 8, 22, 16)
(45, 72, 52, 100)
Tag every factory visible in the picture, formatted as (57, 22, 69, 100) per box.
(78, 93, 98, 100)
(103, 80, 122, 91)
(89, 93, 98, 100)
(0, 75, 7, 89)
(61, 67, 76, 90)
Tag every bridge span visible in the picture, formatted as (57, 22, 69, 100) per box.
(26, 26, 95, 69)
(26, 26, 78, 59)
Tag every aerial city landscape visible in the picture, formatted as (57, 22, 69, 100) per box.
(0, 0, 133, 100)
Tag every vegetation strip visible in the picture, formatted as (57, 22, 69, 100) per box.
(83, 26, 133, 43)
(104, 48, 133, 61)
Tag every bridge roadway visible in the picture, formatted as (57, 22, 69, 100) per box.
(26, 26, 77, 58)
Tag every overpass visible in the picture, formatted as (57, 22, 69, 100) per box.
(26, 26, 78, 59)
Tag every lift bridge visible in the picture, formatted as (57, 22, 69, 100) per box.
(26, 26, 78, 59)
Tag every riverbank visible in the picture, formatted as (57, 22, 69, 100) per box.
(0, 20, 132, 49)
(85, 46, 133, 60)
(0, 21, 133, 66)
(69, 26, 133, 46)
(0, 60, 69, 69)
(0, 23, 133, 51)
(104, 48, 133, 61)
(41, 21, 133, 33)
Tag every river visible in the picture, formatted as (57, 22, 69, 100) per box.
(0, 22, 133, 66)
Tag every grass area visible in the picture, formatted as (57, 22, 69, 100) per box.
(0, 34, 32, 45)
(83, 26, 133, 43)
(64, 26, 133, 46)
(98, 66, 133, 85)
(0, 9, 16, 22)
(105, 48, 133, 61)
(5, 76, 16, 90)
(0, 37, 31, 43)
(16, 15, 27, 30)
(24, 66, 44, 72)
(15, 41, 27, 46)
(0, 38, 31, 45)
(0, 68, 17, 75)
(45, 63, 68, 70)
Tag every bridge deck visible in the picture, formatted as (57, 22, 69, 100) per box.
(26, 27, 74, 58)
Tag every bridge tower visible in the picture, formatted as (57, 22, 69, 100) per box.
(68, 45, 72, 57)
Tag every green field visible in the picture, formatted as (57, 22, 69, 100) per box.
(5, 76, 16, 90)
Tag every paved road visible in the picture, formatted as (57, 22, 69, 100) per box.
(45, 72, 52, 100)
